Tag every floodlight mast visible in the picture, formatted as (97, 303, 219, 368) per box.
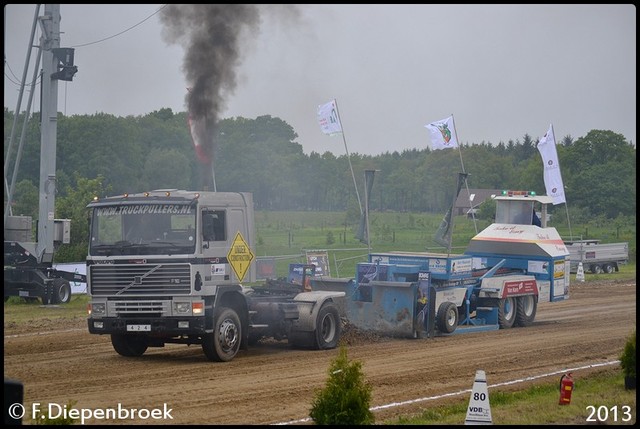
(36, 3, 61, 263)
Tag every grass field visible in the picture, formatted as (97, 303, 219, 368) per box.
(254, 210, 636, 280)
(388, 367, 636, 425)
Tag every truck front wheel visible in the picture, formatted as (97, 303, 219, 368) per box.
(202, 307, 242, 362)
(111, 334, 148, 357)
(314, 302, 341, 350)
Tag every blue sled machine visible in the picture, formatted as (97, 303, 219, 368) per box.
(311, 191, 570, 339)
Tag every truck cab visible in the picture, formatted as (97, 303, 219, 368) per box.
(86, 190, 256, 361)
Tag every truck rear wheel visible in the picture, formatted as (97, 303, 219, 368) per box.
(590, 264, 603, 274)
(436, 302, 458, 334)
(515, 295, 537, 327)
(111, 334, 148, 357)
(603, 263, 615, 274)
(202, 307, 241, 362)
(314, 302, 341, 350)
(498, 297, 516, 328)
(51, 279, 72, 304)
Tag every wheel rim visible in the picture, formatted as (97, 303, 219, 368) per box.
(447, 308, 457, 327)
(58, 285, 70, 302)
(504, 297, 516, 321)
(218, 319, 239, 353)
(320, 313, 336, 342)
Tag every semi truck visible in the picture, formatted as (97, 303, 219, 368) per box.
(564, 239, 629, 274)
(85, 190, 344, 362)
(311, 190, 570, 338)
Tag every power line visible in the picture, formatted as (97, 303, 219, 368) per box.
(70, 4, 168, 48)
(4, 5, 168, 90)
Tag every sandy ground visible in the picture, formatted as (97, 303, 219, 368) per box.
(3, 279, 636, 425)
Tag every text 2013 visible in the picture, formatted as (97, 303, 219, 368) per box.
(586, 405, 633, 423)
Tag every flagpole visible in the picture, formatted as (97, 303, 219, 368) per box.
(334, 99, 363, 216)
(364, 170, 372, 253)
(450, 114, 478, 234)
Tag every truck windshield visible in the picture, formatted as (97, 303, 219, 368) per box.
(89, 203, 196, 256)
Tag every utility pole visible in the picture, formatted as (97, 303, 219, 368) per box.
(36, 4, 61, 263)
(35, 4, 77, 263)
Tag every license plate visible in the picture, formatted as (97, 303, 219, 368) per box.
(19, 291, 29, 297)
(127, 324, 151, 332)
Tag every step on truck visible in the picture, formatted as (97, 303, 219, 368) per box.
(85, 190, 344, 362)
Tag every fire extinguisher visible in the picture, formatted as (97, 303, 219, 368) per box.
(558, 372, 574, 405)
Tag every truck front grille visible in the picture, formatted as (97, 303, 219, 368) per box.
(110, 300, 170, 316)
(90, 263, 191, 296)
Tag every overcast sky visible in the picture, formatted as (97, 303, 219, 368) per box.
(4, 4, 636, 156)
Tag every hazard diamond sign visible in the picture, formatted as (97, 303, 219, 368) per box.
(227, 231, 254, 282)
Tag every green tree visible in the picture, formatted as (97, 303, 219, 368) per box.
(9, 179, 38, 219)
(562, 130, 635, 218)
(54, 175, 111, 262)
(309, 345, 374, 425)
(141, 148, 192, 190)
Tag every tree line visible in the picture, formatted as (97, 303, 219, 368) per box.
(4, 106, 636, 236)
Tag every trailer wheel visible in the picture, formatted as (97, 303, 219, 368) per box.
(515, 295, 537, 327)
(590, 264, 603, 274)
(51, 279, 72, 304)
(202, 307, 241, 362)
(111, 334, 148, 357)
(314, 302, 341, 350)
(498, 297, 516, 329)
(436, 302, 458, 334)
(603, 263, 615, 274)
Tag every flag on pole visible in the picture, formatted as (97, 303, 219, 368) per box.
(537, 124, 566, 205)
(425, 115, 458, 150)
(317, 99, 342, 135)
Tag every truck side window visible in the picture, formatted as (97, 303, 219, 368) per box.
(202, 210, 226, 242)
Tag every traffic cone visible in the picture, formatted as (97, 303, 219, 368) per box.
(576, 262, 585, 282)
(465, 370, 492, 425)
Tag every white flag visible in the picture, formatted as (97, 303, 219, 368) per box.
(537, 124, 566, 205)
(317, 99, 342, 135)
(424, 115, 458, 150)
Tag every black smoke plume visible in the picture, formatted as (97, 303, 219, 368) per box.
(160, 5, 299, 189)
(160, 5, 260, 177)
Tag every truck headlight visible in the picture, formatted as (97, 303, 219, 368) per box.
(90, 303, 106, 316)
(175, 302, 191, 314)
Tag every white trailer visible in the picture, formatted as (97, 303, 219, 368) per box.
(565, 240, 629, 274)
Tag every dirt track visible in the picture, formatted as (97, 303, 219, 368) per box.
(3, 279, 636, 425)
